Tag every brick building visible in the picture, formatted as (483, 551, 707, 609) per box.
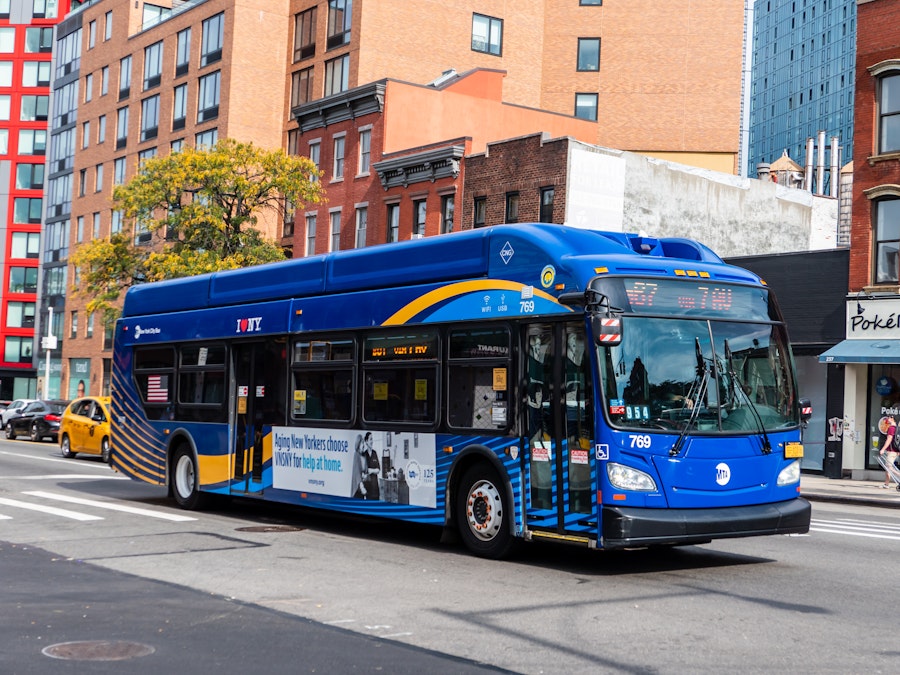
(291, 70, 596, 252)
(817, 0, 900, 480)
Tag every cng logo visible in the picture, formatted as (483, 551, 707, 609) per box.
(715, 462, 731, 486)
(236, 317, 262, 333)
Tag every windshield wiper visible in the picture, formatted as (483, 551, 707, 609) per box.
(724, 339, 772, 454)
(670, 338, 709, 456)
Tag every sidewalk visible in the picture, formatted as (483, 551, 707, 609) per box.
(801, 473, 900, 508)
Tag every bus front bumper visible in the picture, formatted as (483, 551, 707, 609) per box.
(600, 497, 811, 549)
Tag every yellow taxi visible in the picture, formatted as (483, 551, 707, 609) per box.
(59, 396, 112, 463)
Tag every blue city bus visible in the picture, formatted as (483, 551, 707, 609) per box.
(110, 223, 811, 558)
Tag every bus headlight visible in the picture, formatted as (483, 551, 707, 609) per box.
(777, 459, 801, 486)
(607, 462, 657, 492)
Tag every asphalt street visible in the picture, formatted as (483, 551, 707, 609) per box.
(1, 541, 509, 674)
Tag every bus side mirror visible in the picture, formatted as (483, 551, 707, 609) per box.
(591, 314, 622, 346)
(799, 398, 812, 421)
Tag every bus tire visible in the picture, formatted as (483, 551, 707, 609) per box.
(456, 462, 513, 560)
(171, 445, 209, 510)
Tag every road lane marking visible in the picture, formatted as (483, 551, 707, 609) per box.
(0, 449, 115, 468)
(22, 491, 197, 522)
(0, 496, 102, 521)
(810, 527, 900, 541)
(17, 474, 129, 480)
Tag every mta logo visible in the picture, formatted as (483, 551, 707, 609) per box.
(236, 317, 262, 333)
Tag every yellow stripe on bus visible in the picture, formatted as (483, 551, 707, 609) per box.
(381, 280, 562, 325)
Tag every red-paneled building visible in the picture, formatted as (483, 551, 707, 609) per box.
(0, 0, 78, 399)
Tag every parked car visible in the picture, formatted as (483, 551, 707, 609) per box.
(5, 399, 69, 442)
(1, 398, 37, 427)
(59, 396, 112, 462)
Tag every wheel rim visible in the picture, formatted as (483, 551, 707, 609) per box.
(61, 436, 70, 455)
(174, 454, 195, 500)
(101, 439, 110, 461)
(31, 423, 38, 440)
(465, 478, 503, 542)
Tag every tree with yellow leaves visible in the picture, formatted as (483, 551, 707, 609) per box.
(70, 139, 323, 321)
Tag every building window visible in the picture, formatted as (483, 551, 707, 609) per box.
(116, 107, 129, 149)
(173, 83, 187, 130)
(22, 61, 51, 87)
(114, 157, 126, 185)
(84, 73, 93, 102)
(580, 0, 602, 6)
(358, 129, 370, 175)
(291, 67, 313, 108)
(332, 135, 345, 179)
(78, 169, 86, 196)
(879, 73, 900, 155)
(413, 199, 426, 237)
(81, 121, 90, 148)
(324, 54, 349, 96)
(309, 141, 320, 182)
(294, 7, 317, 61)
(119, 55, 131, 100)
(98, 114, 106, 143)
(176, 28, 191, 77)
(386, 203, 399, 243)
(577, 38, 600, 71)
(5, 337, 33, 364)
(441, 195, 454, 233)
(0, 61, 11, 87)
(21, 95, 48, 121)
(7, 302, 35, 329)
(101, 66, 109, 96)
(141, 95, 159, 142)
(330, 210, 341, 251)
(11, 231, 40, 257)
(112, 209, 124, 234)
(18, 129, 46, 155)
(540, 187, 555, 223)
(575, 92, 598, 121)
(0, 27, 11, 51)
(505, 192, 519, 223)
(104, 10, 113, 40)
(875, 198, 900, 283)
(201, 13, 224, 67)
(355, 206, 367, 248)
(9, 267, 37, 293)
(306, 213, 316, 256)
(196, 128, 218, 148)
(474, 197, 486, 228)
(472, 14, 502, 55)
(171, 138, 184, 153)
(13, 198, 42, 223)
(16, 163, 44, 190)
(143, 41, 163, 90)
(25, 27, 53, 53)
(33, 0, 57, 18)
(0, 94, 9, 119)
(70, 311, 78, 338)
(327, 0, 352, 49)
(92, 212, 100, 238)
(95, 163, 103, 192)
(87, 313, 94, 338)
(197, 71, 220, 122)
(88, 20, 96, 48)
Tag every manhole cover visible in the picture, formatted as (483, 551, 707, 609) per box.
(43, 640, 155, 661)
(235, 525, 306, 533)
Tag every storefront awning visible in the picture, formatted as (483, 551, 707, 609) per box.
(819, 339, 900, 364)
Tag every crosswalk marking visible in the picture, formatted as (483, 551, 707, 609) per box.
(18, 474, 129, 480)
(0, 496, 103, 521)
(810, 517, 900, 541)
(22, 491, 197, 522)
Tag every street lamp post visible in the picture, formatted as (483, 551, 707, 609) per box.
(40, 307, 57, 400)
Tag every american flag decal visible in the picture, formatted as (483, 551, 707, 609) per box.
(597, 317, 621, 343)
(147, 375, 169, 402)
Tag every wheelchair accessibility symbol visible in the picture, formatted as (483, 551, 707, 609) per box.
(595, 444, 609, 460)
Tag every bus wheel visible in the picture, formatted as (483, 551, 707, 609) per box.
(456, 463, 513, 559)
(171, 445, 208, 510)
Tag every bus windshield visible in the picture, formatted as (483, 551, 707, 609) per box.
(599, 316, 797, 433)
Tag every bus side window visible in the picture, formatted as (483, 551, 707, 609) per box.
(291, 336, 355, 423)
(447, 327, 511, 431)
(133, 345, 175, 419)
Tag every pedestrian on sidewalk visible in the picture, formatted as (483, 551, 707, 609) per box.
(879, 415, 900, 489)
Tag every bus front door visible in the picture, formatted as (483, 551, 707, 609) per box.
(524, 322, 595, 541)
(231, 340, 286, 494)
